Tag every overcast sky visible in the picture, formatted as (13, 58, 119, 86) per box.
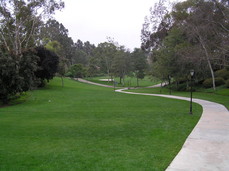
(54, 0, 177, 50)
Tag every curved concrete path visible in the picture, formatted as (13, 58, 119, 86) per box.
(77, 78, 229, 170)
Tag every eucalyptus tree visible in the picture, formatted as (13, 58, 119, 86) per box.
(171, 0, 229, 90)
(0, 0, 64, 103)
(0, 0, 64, 55)
(141, 0, 229, 90)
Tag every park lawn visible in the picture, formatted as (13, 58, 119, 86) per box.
(0, 77, 202, 170)
(127, 87, 229, 109)
(86, 75, 160, 87)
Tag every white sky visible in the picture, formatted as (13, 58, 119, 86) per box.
(54, 0, 178, 50)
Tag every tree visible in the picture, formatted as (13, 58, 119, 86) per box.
(131, 48, 148, 86)
(0, 46, 38, 104)
(45, 40, 66, 87)
(112, 46, 131, 84)
(142, 0, 229, 90)
(172, 0, 229, 90)
(35, 46, 59, 86)
(94, 42, 117, 79)
(0, 0, 64, 103)
(57, 57, 68, 87)
(40, 19, 75, 65)
(141, 0, 170, 51)
(0, 0, 64, 55)
(87, 57, 99, 78)
(67, 64, 86, 79)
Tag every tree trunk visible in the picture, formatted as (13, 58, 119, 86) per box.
(61, 76, 64, 88)
(107, 69, 110, 83)
(122, 77, 125, 86)
(199, 36, 216, 90)
(137, 77, 139, 87)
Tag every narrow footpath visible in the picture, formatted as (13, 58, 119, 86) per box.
(77, 78, 229, 170)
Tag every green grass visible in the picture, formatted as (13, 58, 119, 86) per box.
(127, 87, 229, 109)
(0, 78, 202, 170)
(86, 75, 160, 87)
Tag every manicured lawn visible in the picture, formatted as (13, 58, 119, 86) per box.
(86, 75, 160, 87)
(128, 87, 229, 109)
(0, 78, 202, 170)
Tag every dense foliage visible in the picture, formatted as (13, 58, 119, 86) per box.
(0, 47, 38, 104)
(141, 0, 229, 90)
(35, 46, 59, 85)
(0, 0, 64, 104)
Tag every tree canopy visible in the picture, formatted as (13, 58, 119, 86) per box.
(141, 0, 229, 90)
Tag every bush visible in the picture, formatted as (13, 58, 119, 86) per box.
(215, 69, 229, 80)
(226, 79, 229, 88)
(0, 47, 38, 104)
(215, 77, 225, 86)
(203, 78, 212, 88)
(175, 83, 187, 91)
(170, 83, 188, 91)
(203, 77, 225, 88)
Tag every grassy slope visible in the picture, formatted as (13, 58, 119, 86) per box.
(0, 78, 202, 170)
(128, 87, 229, 109)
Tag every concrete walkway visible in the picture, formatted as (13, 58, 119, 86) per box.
(77, 78, 229, 170)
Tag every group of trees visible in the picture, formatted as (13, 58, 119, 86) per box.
(91, 42, 148, 85)
(66, 41, 148, 86)
(0, 0, 64, 104)
(0, 0, 149, 104)
(141, 0, 229, 90)
(40, 17, 149, 85)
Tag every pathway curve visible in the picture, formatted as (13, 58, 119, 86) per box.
(77, 78, 229, 170)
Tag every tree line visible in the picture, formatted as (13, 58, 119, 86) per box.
(141, 0, 229, 90)
(0, 0, 148, 104)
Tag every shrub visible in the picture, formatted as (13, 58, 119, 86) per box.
(215, 77, 225, 86)
(176, 83, 187, 91)
(203, 77, 225, 88)
(215, 69, 229, 80)
(203, 78, 212, 88)
(226, 79, 229, 88)
(171, 83, 192, 91)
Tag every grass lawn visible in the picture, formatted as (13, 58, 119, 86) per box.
(127, 87, 229, 109)
(86, 75, 160, 87)
(0, 77, 202, 170)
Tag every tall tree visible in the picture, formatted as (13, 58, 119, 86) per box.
(40, 19, 74, 65)
(94, 42, 117, 78)
(112, 46, 131, 84)
(0, 0, 64, 55)
(142, 0, 229, 90)
(172, 0, 229, 90)
(131, 48, 148, 86)
(141, 0, 169, 51)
